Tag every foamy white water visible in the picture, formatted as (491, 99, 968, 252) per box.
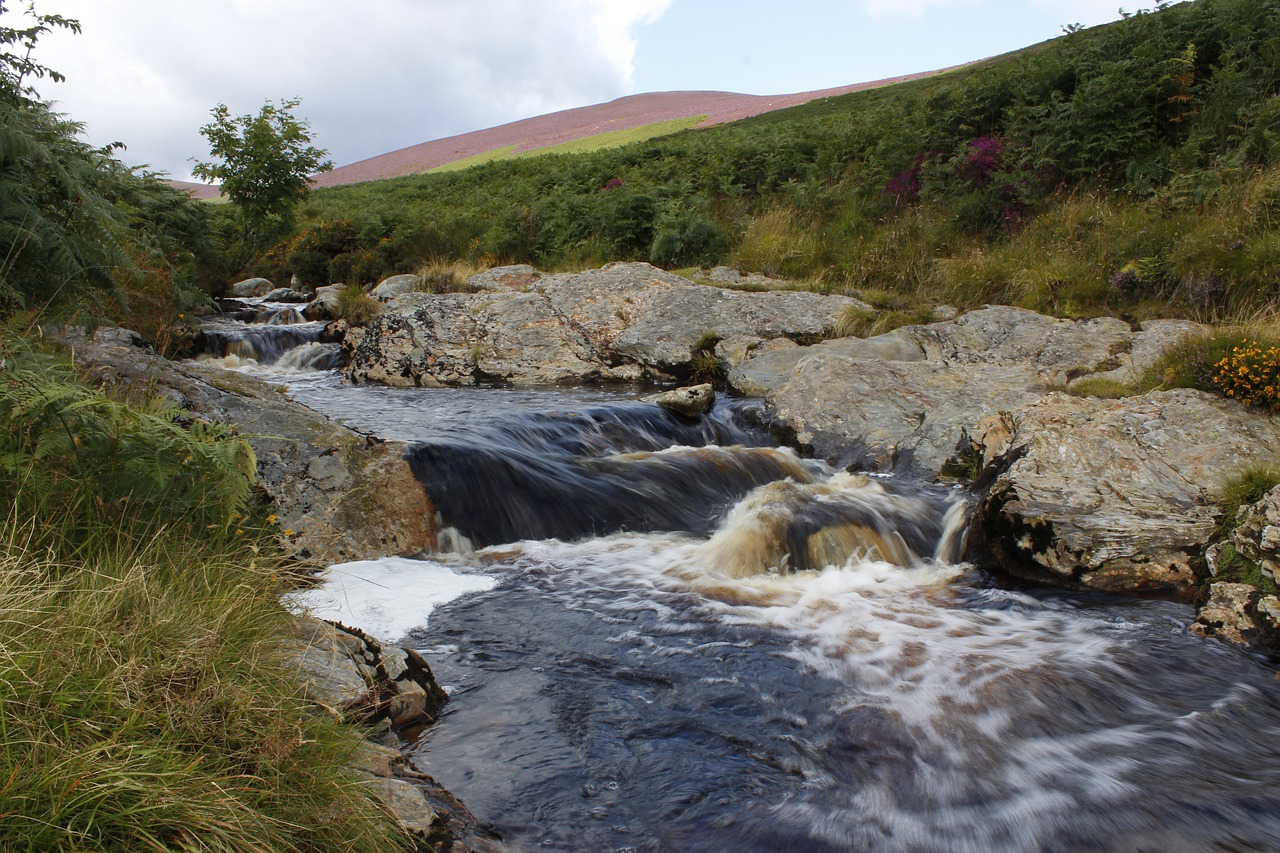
(283, 556, 496, 642)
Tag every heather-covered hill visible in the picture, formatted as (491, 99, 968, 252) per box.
(311, 74, 947, 187)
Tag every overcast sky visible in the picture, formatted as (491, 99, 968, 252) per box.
(26, 0, 1133, 182)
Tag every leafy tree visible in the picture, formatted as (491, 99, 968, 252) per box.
(193, 98, 333, 253)
(0, 0, 79, 101)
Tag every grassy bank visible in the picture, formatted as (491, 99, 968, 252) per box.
(0, 336, 408, 851)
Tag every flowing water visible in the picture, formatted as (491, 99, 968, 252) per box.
(202, 301, 1280, 852)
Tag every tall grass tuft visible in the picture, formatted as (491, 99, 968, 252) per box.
(0, 334, 408, 851)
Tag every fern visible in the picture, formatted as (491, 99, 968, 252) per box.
(0, 334, 256, 546)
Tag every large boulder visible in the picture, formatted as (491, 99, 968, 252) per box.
(370, 274, 421, 301)
(729, 307, 1206, 473)
(971, 390, 1280, 593)
(229, 277, 273, 298)
(65, 327, 437, 564)
(344, 262, 867, 387)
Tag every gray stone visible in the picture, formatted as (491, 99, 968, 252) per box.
(467, 264, 542, 292)
(262, 287, 310, 303)
(304, 283, 347, 321)
(345, 262, 866, 387)
(729, 307, 1207, 475)
(362, 776, 438, 836)
(974, 390, 1280, 593)
(650, 384, 715, 417)
(229, 277, 273, 298)
(370, 274, 421, 301)
(63, 326, 437, 564)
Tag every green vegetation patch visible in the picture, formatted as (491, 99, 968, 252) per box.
(0, 336, 407, 851)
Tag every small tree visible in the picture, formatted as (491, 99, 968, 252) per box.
(192, 97, 332, 252)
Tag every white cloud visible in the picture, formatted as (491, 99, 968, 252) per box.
(29, 0, 672, 179)
(862, 0, 975, 19)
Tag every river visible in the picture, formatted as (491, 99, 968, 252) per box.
(198, 303, 1280, 852)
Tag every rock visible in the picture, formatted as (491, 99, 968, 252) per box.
(63, 326, 437, 564)
(1210, 484, 1280, 585)
(285, 615, 448, 727)
(1191, 583, 1280, 650)
(467, 263, 542, 292)
(304, 283, 346, 321)
(729, 307, 1205, 474)
(362, 777, 438, 837)
(370, 274, 421, 301)
(344, 262, 866, 387)
(1069, 319, 1206, 387)
(262, 287, 310, 303)
(649, 384, 715, 417)
(229, 277, 273, 298)
(973, 390, 1280, 593)
(705, 265, 786, 289)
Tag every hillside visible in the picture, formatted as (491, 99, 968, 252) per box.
(258, 0, 1280, 327)
(312, 73, 949, 187)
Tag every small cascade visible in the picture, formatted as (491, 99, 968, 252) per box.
(194, 296, 338, 370)
(699, 473, 966, 577)
(257, 305, 306, 325)
(407, 399, 823, 547)
(406, 398, 966, 563)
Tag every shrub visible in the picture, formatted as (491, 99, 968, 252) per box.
(1150, 331, 1280, 408)
(336, 284, 380, 326)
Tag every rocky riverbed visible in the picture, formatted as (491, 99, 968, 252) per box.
(60, 262, 1280, 847)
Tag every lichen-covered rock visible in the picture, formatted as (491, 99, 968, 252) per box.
(344, 262, 865, 387)
(1212, 484, 1280, 585)
(304, 283, 346, 321)
(1191, 583, 1280, 650)
(973, 390, 1280, 593)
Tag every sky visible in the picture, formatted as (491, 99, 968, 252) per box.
(24, 0, 1135, 182)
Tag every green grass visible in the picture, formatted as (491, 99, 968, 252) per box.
(429, 116, 710, 174)
(523, 115, 708, 158)
(0, 335, 409, 852)
(429, 144, 519, 173)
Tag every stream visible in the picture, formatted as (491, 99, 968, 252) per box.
(198, 300, 1280, 852)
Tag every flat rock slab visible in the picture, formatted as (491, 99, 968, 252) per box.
(730, 306, 1207, 475)
(974, 389, 1280, 593)
(344, 262, 866, 386)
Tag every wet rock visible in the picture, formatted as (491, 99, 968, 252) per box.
(973, 390, 1280, 594)
(650, 383, 715, 417)
(262, 287, 310, 303)
(345, 262, 865, 387)
(370, 274, 421, 301)
(63, 327, 437, 564)
(286, 615, 448, 726)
